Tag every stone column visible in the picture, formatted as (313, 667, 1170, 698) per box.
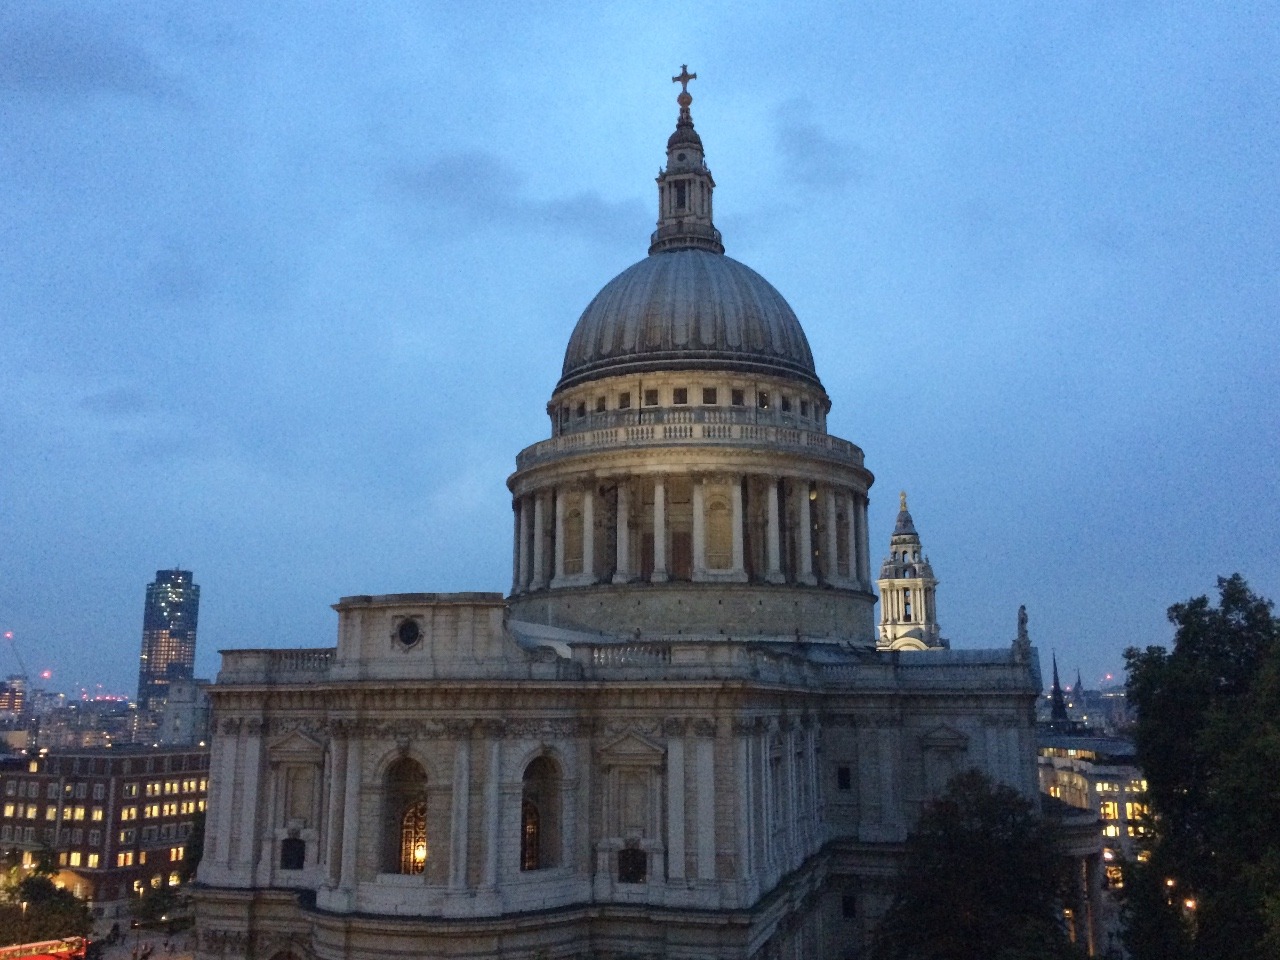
(765, 477, 784, 583)
(518, 496, 532, 592)
(695, 737, 715, 881)
(582, 484, 595, 580)
(483, 739, 500, 889)
(797, 483, 816, 585)
(532, 492, 547, 588)
(845, 491, 859, 588)
(323, 737, 347, 884)
(652, 476, 668, 582)
(236, 727, 262, 869)
(667, 737, 686, 881)
(730, 476, 746, 578)
(449, 739, 470, 890)
(552, 486, 567, 585)
(613, 481, 631, 584)
(510, 498, 522, 595)
(825, 485, 839, 585)
(691, 476, 706, 579)
(212, 729, 238, 867)
(339, 736, 362, 890)
(859, 496, 872, 591)
(737, 732, 755, 881)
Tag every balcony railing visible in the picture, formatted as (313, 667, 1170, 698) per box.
(516, 420, 863, 470)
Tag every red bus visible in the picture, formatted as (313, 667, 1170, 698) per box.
(0, 938, 88, 960)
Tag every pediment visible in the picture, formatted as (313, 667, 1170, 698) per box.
(597, 731, 665, 766)
(268, 729, 324, 762)
(919, 724, 969, 752)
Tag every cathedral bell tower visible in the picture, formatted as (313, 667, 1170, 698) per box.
(649, 65, 724, 255)
(876, 492, 945, 650)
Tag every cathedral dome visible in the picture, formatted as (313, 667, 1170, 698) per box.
(557, 248, 820, 392)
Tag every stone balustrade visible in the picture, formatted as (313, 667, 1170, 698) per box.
(218, 647, 334, 684)
(516, 419, 863, 470)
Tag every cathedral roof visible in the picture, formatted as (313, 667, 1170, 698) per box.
(556, 68, 820, 393)
(557, 249, 820, 391)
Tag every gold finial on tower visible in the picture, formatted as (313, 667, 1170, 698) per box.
(900, 490, 908, 511)
(672, 64, 697, 107)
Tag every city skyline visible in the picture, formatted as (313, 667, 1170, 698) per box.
(2, 4, 1276, 696)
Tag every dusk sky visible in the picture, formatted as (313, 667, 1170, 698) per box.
(3, 3, 1276, 698)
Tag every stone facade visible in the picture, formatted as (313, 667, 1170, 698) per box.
(195, 73, 1046, 960)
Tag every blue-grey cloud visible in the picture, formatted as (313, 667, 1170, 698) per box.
(389, 151, 647, 247)
(774, 100, 865, 190)
(0, 7, 180, 102)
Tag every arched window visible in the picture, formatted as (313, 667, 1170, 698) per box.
(520, 757, 561, 871)
(521, 799, 541, 871)
(904, 588, 913, 622)
(400, 801, 427, 874)
(383, 758, 427, 875)
(705, 498, 732, 570)
(565, 507, 584, 574)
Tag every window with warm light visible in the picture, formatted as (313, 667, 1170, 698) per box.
(400, 803, 427, 874)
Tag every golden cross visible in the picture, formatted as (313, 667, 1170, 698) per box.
(672, 65, 697, 93)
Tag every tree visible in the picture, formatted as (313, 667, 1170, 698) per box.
(0, 874, 92, 945)
(867, 769, 1084, 960)
(1122, 574, 1280, 960)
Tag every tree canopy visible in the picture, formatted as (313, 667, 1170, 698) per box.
(1122, 574, 1280, 960)
(868, 769, 1084, 960)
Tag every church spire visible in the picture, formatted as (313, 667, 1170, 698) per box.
(649, 65, 724, 256)
(1050, 652, 1070, 722)
(876, 491, 944, 651)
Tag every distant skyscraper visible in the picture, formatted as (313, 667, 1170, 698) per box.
(136, 569, 200, 712)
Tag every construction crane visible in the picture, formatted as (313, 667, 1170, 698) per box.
(3, 630, 29, 680)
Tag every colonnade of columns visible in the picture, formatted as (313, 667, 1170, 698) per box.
(511, 474, 872, 594)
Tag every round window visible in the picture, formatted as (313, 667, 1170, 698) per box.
(397, 619, 421, 647)
(677, 152, 686, 161)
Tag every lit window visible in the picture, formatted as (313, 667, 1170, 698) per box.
(2, 804, 13, 818)
(45, 808, 56, 821)
(87, 854, 99, 869)
(1103, 824, 1120, 838)
(1100, 800, 1119, 820)
(68, 852, 81, 867)
(400, 802, 427, 874)
(121, 806, 137, 821)
(91, 808, 103, 822)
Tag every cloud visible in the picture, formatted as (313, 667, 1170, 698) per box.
(0, 7, 180, 102)
(389, 150, 646, 247)
(79, 386, 153, 419)
(774, 100, 865, 190)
